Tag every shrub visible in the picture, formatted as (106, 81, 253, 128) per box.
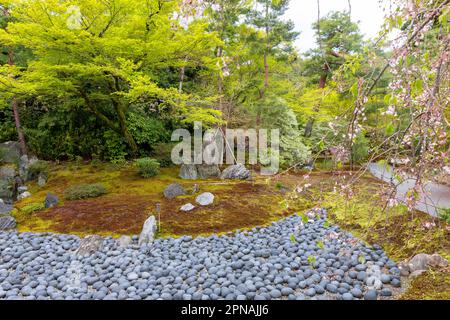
(351, 132, 370, 164)
(438, 208, 450, 223)
(135, 158, 160, 178)
(90, 158, 102, 169)
(64, 183, 107, 200)
(256, 96, 311, 168)
(152, 142, 177, 167)
(27, 160, 49, 181)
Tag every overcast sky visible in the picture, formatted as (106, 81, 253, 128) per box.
(284, 0, 387, 54)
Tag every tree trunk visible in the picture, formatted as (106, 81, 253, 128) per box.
(304, 65, 328, 137)
(264, 2, 270, 89)
(304, 118, 314, 138)
(7, 49, 27, 155)
(264, 51, 269, 88)
(217, 46, 224, 112)
(178, 56, 188, 93)
(80, 89, 137, 155)
(319, 63, 328, 89)
(178, 66, 185, 93)
(116, 106, 138, 155)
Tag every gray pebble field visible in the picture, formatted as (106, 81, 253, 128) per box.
(0, 209, 401, 300)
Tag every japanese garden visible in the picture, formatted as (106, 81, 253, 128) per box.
(0, 0, 449, 303)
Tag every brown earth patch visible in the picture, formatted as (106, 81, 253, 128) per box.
(37, 194, 154, 235)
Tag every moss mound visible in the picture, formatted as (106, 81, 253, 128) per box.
(64, 183, 108, 200)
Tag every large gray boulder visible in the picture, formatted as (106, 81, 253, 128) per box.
(220, 163, 251, 180)
(0, 166, 18, 202)
(408, 253, 429, 272)
(163, 183, 186, 199)
(0, 202, 13, 215)
(0, 141, 21, 163)
(0, 215, 16, 230)
(19, 155, 29, 179)
(19, 155, 38, 181)
(180, 164, 221, 180)
(179, 164, 198, 180)
(197, 164, 221, 179)
(407, 253, 449, 273)
(75, 235, 104, 257)
(138, 215, 157, 246)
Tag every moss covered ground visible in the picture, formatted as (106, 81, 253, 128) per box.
(13, 162, 313, 238)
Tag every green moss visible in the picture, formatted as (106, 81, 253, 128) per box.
(20, 203, 45, 215)
(400, 270, 450, 300)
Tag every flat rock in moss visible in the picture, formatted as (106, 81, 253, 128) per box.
(163, 183, 186, 199)
(180, 203, 195, 212)
(196, 192, 214, 206)
(0, 215, 16, 230)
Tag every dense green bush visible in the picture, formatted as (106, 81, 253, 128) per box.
(438, 208, 450, 223)
(127, 112, 170, 149)
(151, 142, 177, 167)
(257, 96, 311, 168)
(351, 132, 370, 164)
(0, 109, 16, 143)
(64, 183, 108, 200)
(27, 160, 49, 181)
(135, 158, 160, 178)
(17, 102, 172, 162)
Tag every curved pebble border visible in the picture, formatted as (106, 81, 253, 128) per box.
(0, 209, 401, 300)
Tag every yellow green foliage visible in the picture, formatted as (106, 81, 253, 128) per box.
(20, 203, 45, 215)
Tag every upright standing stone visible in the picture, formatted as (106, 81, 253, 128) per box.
(45, 193, 59, 208)
(138, 215, 157, 246)
(19, 155, 29, 179)
(0, 141, 21, 163)
(38, 174, 47, 187)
